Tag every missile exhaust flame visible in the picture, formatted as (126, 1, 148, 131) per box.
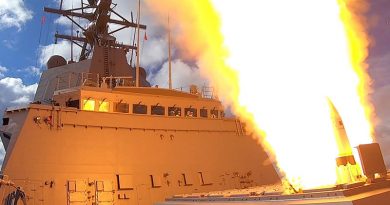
(145, 0, 375, 190)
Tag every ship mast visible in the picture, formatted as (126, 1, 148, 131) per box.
(70, 1, 74, 63)
(136, 0, 141, 87)
(44, 0, 147, 61)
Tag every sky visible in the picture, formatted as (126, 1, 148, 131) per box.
(1, 0, 390, 166)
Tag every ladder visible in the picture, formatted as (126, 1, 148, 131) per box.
(103, 46, 109, 77)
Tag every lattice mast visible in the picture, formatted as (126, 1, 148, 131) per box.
(44, 0, 147, 62)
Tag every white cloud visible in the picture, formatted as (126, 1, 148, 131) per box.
(0, 66, 7, 72)
(0, 0, 33, 30)
(148, 59, 207, 89)
(54, 16, 70, 26)
(24, 66, 41, 76)
(0, 65, 7, 78)
(140, 37, 169, 69)
(54, 0, 82, 10)
(0, 77, 38, 105)
(39, 40, 81, 66)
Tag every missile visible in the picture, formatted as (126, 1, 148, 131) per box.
(327, 98, 363, 184)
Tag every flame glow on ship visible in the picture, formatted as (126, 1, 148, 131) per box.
(145, 0, 375, 189)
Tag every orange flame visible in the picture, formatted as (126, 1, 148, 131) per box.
(145, 0, 375, 190)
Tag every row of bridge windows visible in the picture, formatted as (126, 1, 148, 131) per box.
(122, 103, 223, 118)
(68, 99, 224, 118)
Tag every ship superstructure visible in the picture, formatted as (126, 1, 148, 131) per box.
(0, 1, 280, 204)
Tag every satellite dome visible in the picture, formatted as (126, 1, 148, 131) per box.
(47, 55, 67, 69)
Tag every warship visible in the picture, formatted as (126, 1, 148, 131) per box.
(1, 1, 390, 205)
(0, 0, 280, 204)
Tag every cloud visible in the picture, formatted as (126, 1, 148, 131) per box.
(0, 77, 38, 105)
(24, 66, 41, 76)
(54, 0, 82, 10)
(368, 51, 390, 168)
(0, 0, 33, 30)
(140, 37, 169, 69)
(368, 52, 390, 89)
(148, 59, 207, 89)
(39, 40, 81, 66)
(372, 84, 390, 168)
(54, 16, 70, 26)
(0, 66, 39, 104)
(0, 65, 7, 78)
(2, 39, 16, 49)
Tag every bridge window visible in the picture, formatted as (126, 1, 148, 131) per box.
(220, 111, 225, 118)
(82, 99, 95, 111)
(114, 103, 129, 113)
(151, 105, 165, 116)
(185, 108, 197, 117)
(98, 101, 110, 112)
(200, 109, 208, 118)
(168, 107, 181, 116)
(66, 99, 80, 109)
(211, 109, 219, 118)
(133, 104, 147, 114)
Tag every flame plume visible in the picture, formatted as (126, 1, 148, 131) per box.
(145, 0, 375, 190)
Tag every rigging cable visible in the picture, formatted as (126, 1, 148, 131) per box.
(35, 0, 48, 68)
(71, 0, 74, 62)
(140, 30, 146, 60)
(51, 0, 65, 58)
(130, 12, 137, 67)
(44, 14, 53, 46)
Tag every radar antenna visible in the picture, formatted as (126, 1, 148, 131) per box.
(44, 0, 147, 61)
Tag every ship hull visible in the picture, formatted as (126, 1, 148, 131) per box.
(0, 104, 279, 204)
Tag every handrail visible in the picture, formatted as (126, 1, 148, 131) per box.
(100, 76, 135, 88)
(54, 72, 217, 99)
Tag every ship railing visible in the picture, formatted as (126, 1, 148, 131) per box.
(100, 76, 135, 89)
(55, 72, 218, 99)
(55, 71, 81, 91)
(55, 72, 136, 90)
(81, 72, 100, 87)
(201, 86, 218, 99)
(54, 72, 100, 91)
(174, 85, 218, 100)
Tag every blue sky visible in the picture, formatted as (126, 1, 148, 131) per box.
(0, 0, 58, 84)
(0, 1, 38, 83)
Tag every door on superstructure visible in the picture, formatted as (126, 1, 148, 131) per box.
(66, 179, 115, 205)
(67, 179, 88, 205)
(95, 180, 115, 205)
